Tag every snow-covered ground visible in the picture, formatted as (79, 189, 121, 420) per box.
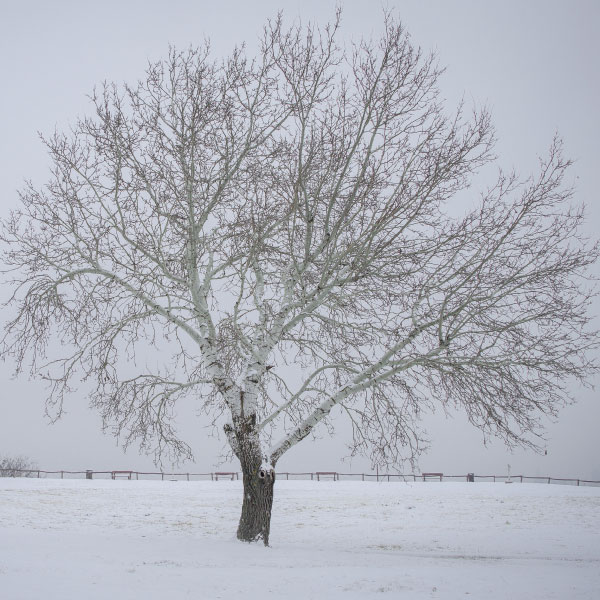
(1, 478, 598, 599)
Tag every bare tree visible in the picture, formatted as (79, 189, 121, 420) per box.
(0, 455, 37, 477)
(1, 14, 598, 544)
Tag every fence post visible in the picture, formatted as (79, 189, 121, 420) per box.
(61, 471, 64, 479)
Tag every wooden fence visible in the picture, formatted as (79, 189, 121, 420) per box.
(1, 468, 599, 487)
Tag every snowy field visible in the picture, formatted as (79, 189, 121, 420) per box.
(1, 478, 599, 599)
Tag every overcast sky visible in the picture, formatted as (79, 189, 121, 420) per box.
(0, 0, 598, 479)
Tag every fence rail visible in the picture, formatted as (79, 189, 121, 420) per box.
(1, 468, 599, 487)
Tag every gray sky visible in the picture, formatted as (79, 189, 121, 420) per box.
(0, 0, 598, 478)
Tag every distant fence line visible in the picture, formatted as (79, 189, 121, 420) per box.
(1, 469, 599, 487)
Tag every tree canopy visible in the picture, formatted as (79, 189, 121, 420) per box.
(2, 14, 598, 479)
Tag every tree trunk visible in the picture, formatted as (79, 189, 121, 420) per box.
(237, 459, 275, 545)
(226, 414, 276, 545)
